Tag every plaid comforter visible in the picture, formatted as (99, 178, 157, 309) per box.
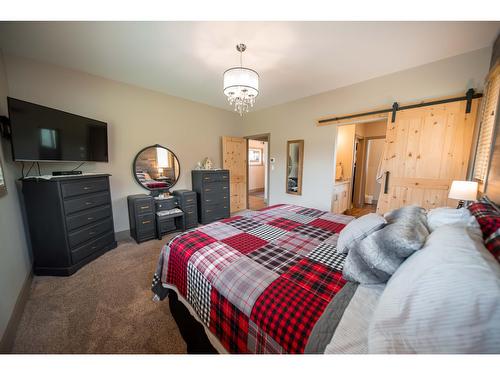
(152, 204, 355, 353)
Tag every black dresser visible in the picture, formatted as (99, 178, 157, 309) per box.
(128, 190, 198, 243)
(127, 194, 156, 243)
(191, 170, 230, 224)
(22, 174, 117, 276)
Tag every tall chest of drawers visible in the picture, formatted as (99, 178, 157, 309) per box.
(22, 174, 117, 276)
(191, 170, 230, 224)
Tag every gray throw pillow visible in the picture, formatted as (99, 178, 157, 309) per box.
(342, 205, 430, 284)
(337, 213, 387, 254)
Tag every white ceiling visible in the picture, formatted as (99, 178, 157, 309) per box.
(0, 22, 498, 111)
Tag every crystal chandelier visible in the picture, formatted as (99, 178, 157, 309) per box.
(223, 44, 259, 116)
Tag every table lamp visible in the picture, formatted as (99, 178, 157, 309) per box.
(448, 180, 478, 208)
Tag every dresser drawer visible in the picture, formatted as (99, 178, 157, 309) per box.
(184, 204, 198, 227)
(201, 172, 229, 184)
(137, 213, 155, 233)
(61, 178, 109, 198)
(202, 182, 229, 195)
(66, 205, 112, 231)
(71, 231, 115, 264)
(155, 198, 177, 211)
(135, 199, 154, 214)
(64, 191, 110, 215)
(202, 203, 230, 223)
(180, 193, 196, 207)
(202, 190, 229, 204)
(68, 218, 114, 248)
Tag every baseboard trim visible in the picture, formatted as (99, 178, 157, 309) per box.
(0, 268, 33, 353)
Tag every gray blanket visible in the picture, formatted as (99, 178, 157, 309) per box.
(343, 206, 429, 284)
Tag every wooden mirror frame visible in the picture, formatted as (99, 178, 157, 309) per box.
(286, 140, 304, 195)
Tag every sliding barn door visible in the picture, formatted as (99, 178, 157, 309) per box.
(222, 136, 247, 213)
(376, 99, 480, 214)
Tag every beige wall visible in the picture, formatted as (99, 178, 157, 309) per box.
(243, 47, 491, 211)
(3, 54, 241, 232)
(248, 139, 266, 191)
(0, 52, 32, 345)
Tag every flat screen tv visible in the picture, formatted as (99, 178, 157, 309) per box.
(7, 97, 109, 162)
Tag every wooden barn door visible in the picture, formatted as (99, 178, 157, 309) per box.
(376, 99, 480, 214)
(222, 136, 247, 213)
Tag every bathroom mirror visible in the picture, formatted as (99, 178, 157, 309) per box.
(286, 140, 304, 195)
(0, 158, 6, 196)
(133, 144, 180, 192)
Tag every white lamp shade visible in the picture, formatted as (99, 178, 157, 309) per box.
(448, 180, 478, 201)
(223, 67, 259, 97)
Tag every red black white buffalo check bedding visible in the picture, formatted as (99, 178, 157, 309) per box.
(152, 204, 355, 353)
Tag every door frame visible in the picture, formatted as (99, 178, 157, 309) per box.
(352, 135, 386, 208)
(334, 116, 388, 212)
(244, 133, 271, 209)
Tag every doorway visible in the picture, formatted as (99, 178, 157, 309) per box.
(246, 134, 270, 210)
(333, 119, 386, 217)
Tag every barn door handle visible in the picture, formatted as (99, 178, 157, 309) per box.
(384, 171, 390, 194)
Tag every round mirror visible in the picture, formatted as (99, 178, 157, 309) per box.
(133, 144, 180, 191)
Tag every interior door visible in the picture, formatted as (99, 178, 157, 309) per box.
(376, 99, 480, 214)
(222, 136, 247, 213)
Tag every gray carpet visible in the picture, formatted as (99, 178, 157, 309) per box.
(11, 235, 187, 354)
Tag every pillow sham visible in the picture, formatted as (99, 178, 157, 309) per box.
(427, 207, 477, 232)
(368, 224, 500, 353)
(468, 196, 500, 262)
(342, 205, 429, 284)
(336, 213, 386, 254)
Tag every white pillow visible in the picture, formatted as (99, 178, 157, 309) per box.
(337, 213, 386, 254)
(427, 207, 478, 232)
(368, 224, 500, 353)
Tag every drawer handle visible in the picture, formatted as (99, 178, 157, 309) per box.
(223, 206, 228, 209)
(223, 196, 227, 199)
(222, 187, 228, 190)
(206, 209, 212, 213)
(89, 231, 95, 235)
(91, 245, 97, 250)
(140, 205, 149, 209)
(187, 211, 193, 214)
(187, 199, 193, 202)
(204, 177, 210, 180)
(142, 220, 151, 224)
(85, 201, 93, 205)
(205, 199, 211, 202)
(87, 217, 94, 220)
(83, 186, 92, 190)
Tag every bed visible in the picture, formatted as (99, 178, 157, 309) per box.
(152, 204, 356, 353)
(152, 200, 500, 354)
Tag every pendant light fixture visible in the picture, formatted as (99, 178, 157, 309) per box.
(223, 44, 259, 116)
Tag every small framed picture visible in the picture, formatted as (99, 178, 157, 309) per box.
(0, 158, 7, 196)
(248, 148, 263, 166)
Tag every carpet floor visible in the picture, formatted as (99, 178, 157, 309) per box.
(11, 235, 187, 354)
